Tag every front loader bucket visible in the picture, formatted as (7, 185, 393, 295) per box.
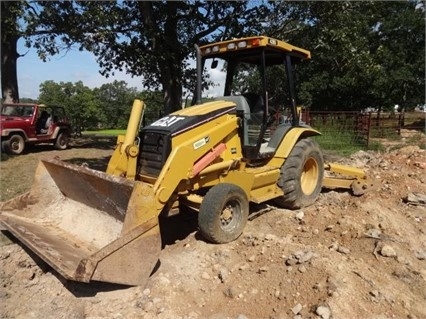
(0, 158, 161, 286)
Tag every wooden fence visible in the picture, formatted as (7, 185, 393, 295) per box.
(303, 110, 425, 148)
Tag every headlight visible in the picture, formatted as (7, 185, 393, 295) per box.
(227, 43, 236, 50)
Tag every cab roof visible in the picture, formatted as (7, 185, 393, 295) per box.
(199, 36, 311, 65)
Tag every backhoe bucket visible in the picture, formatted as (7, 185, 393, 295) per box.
(0, 158, 161, 286)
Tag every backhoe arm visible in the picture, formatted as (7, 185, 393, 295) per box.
(323, 163, 380, 195)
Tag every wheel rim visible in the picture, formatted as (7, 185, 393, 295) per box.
(59, 136, 66, 146)
(11, 138, 23, 152)
(58, 134, 68, 147)
(220, 199, 241, 231)
(301, 157, 319, 195)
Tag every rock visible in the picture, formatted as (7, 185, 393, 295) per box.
(298, 265, 307, 273)
(258, 266, 268, 273)
(238, 263, 250, 270)
(316, 305, 331, 319)
(298, 251, 314, 263)
(201, 272, 211, 280)
(380, 245, 397, 257)
(293, 250, 304, 259)
(143, 301, 154, 312)
(404, 192, 426, 205)
(337, 246, 350, 254)
(223, 287, 237, 298)
(325, 225, 334, 231)
(285, 258, 297, 266)
(265, 234, 277, 241)
(414, 249, 426, 260)
(291, 303, 303, 315)
(295, 211, 304, 221)
(329, 242, 339, 250)
(143, 288, 150, 296)
(158, 275, 171, 285)
(365, 228, 382, 239)
(236, 314, 249, 319)
(247, 255, 256, 262)
(218, 268, 229, 283)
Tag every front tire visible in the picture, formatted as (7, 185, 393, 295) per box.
(54, 131, 69, 150)
(4, 135, 25, 155)
(198, 183, 249, 244)
(275, 138, 324, 209)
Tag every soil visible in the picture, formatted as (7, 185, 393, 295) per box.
(0, 136, 425, 319)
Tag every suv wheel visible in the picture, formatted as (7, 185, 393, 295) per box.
(4, 135, 25, 155)
(54, 131, 69, 150)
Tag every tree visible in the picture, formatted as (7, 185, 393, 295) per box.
(368, 2, 425, 111)
(22, 1, 271, 114)
(1, 1, 25, 102)
(38, 80, 101, 130)
(264, 1, 425, 111)
(94, 81, 139, 129)
(1, 1, 80, 102)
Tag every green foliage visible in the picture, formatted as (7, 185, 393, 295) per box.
(19, 97, 38, 103)
(83, 129, 126, 136)
(367, 141, 386, 153)
(3, 1, 424, 124)
(369, 126, 401, 139)
(312, 122, 366, 156)
(22, 1, 272, 114)
(37, 79, 163, 131)
(38, 80, 101, 130)
(267, 1, 425, 111)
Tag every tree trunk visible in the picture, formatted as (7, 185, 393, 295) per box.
(160, 2, 183, 115)
(1, 1, 20, 103)
(1, 36, 20, 103)
(161, 65, 183, 115)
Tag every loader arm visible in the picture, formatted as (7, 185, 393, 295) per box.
(106, 99, 145, 179)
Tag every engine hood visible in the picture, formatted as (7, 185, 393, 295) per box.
(143, 100, 237, 136)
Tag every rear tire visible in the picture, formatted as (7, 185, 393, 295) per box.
(54, 131, 69, 150)
(274, 138, 324, 209)
(4, 135, 25, 155)
(198, 183, 249, 244)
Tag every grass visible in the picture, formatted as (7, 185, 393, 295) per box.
(83, 129, 126, 136)
(312, 124, 367, 156)
(369, 127, 401, 139)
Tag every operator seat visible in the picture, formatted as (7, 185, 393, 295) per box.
(243, 92, 264, 125)
(242, 92, 264, 114)
(214, 96, 251, 146)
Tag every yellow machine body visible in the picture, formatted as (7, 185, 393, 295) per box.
(0, 36, 375, 286)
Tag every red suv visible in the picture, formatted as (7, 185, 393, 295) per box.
(1, 103, 72, 155)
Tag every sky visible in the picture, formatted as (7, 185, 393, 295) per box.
(17, 38, 144, 99)
(17, 38, 225, 100)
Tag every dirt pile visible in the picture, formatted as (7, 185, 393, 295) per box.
(1, 146, 425, 319)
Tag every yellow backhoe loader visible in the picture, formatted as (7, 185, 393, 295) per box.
(0, 36, 376, 286)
